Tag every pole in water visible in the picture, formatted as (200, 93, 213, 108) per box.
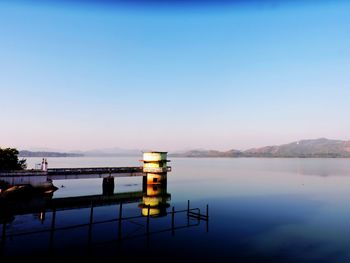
(145, 205, 151, 248)
(187, 200, 190, 226)
(90, 202, 94, 223)
(172, 206, 175, 236)
(102, 176, 114, 196)
(206, 204, 209, 233)
(88, 202, 94, 246)
(118, 202, 123, 241)
(49, 209, 56, 254)
(147, 205, 150, 234)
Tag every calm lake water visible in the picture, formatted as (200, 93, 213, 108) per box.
(2, 157, 350, 262)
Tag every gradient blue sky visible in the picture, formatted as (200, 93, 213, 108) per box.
(0, 0, 349, 151)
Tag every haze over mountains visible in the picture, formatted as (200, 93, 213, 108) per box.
(19, 147, 141, 157)
(73, 147, 141, 157)
(19, 151, 83, 157)
(170, 138, 350, 158)
(19, 138, 350, 158)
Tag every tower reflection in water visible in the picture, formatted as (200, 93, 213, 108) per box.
(140, 176, 171, 217)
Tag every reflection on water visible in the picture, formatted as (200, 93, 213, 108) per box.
(140, 177, 171, 217)
(0, 175, 209, 261)
(3, 157, 350, 262)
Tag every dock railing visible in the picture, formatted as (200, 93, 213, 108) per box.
(1, 200, 209, 248)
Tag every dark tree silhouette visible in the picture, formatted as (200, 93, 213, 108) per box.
(0, 148, 27, 170)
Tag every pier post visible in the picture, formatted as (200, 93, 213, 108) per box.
(146, 205, 150, 247)
(102, 176, 114, 196)
(146, 205, 151, 233)
(187, 200, 190, 226)
(118, 202, 123, 241)
(88, 202, 94, 246)
(206, 204, 209, 233)
(171, 206, 175, 236)
(49, 209, 56, 253)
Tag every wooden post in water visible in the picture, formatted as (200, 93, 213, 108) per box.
(118, 202, 123, 241)
(49, 209, 56, 252)
(206, 204, 209, 233)
(171, 206, 175, 236)
(146, 205, 151, 248)
(88, 202, 94, 246)
(146, 205, 151, 234)
(102, 176, 114, 196)
(187, 200, 190, 226)
(90, 202, 94, 224)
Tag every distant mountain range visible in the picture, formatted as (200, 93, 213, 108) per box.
(19, 151, 84, 158)
(19, 138, 350, 158)
(18, 148, 142, 157)
(170, 138, 350, 158)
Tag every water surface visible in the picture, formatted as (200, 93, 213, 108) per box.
(2, 157, 350, 262)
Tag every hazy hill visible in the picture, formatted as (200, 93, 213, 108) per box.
(80, 147, 142, 157)
(19, 138, 350, 158)
(19, 151, 84, 157)
(19, 148, 143, 157)
(244, 138, 350, 157)
(170, 149, 242, 158)
(172, 138, 350, 158)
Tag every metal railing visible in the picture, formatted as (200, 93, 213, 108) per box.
(1, 200, 208, 247)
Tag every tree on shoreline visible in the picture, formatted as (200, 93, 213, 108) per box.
(0, 148, 27, 171)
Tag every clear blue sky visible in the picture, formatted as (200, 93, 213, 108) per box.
(1, 0, 349, 151)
